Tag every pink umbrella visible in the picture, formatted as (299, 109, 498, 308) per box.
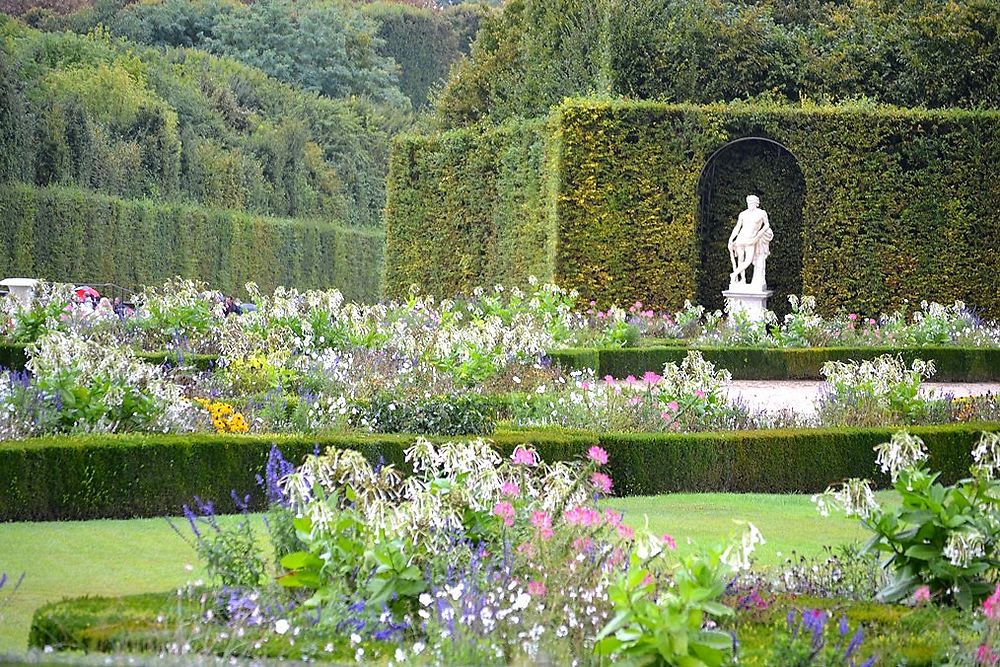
(75, 286, 100, 299)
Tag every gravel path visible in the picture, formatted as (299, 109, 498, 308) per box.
(727, 381, 1000, 416)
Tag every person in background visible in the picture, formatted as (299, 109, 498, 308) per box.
(223, 296, 243, 316)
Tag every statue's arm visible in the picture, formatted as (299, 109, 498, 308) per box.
(728, 220, 741, 244)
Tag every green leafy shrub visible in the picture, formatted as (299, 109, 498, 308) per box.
(353, 391, 498, 435)
(816, 431, 1000, 608)
(595, 548, 735, 665)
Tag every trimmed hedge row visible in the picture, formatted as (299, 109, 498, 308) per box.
(1, 424, 994, 521)
(0, 344, 217, 371)
(0, 184, 384, 301)
(549, 346, 1000, 382)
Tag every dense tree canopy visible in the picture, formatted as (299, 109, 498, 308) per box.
(437, 0, 1000, 126)
(0, 16, 393, 226)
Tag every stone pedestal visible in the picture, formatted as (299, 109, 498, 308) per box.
(722, 287, 773, 323)
(0, 278, 38, 306)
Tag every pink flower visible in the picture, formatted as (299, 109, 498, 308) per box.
(662, 534, 677, 550)
(625, 375, 637, 385)
(530, 511, 552, 530)
(977, 644, 997, 665)
(617, 523, 634, 540)
(983, 584, 1000, 620)
(848, 313, 858, 321)
(589, 300, 597, 307)
(634, 301, 643, 309)
(641, 573, 654, 587)
(913, 585, 931, 605)
(572, 536, 593, 552)
(516, 541, 535, 557)
(587, 446, 609, 465)
(660, 411, 673, 421)
(580, 381, 591, 391)
(867, 318, 877, 326)
(591, 472, 613, 494)
(528, 580, 546, 596)
(500, 481, 520, 497)
(627, 395, 642, 406)
(597, 311, 606, 319)
(694, 389, 706, 399)
(565, 505, 601, 527)
(603, 375, 616, 386)
(511, 447, 537, 466)
(642, 371, 661, 384)
(666, 400, 679, 412)
(603, 509, 622, 527)
(493, 501, 515, 527)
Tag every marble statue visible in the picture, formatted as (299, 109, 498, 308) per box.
(727, 194, 773, 291)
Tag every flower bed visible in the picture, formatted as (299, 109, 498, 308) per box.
(2, 424, 996, 521)
(28, 590, 965, 665)
(27, 435, 991, 665)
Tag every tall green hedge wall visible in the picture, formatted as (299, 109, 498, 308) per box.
(0, 17, 391, 297)
(0, 183, 383, 299)
(385, 99, 1000, 317)
(384, 118, 555, 296)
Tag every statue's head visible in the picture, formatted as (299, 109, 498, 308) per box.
(746, 194, 760, 209)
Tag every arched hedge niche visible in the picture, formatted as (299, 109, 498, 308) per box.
(696, 138, 805, 318)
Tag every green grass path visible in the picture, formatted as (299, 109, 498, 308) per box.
(0, 494, 870, 653)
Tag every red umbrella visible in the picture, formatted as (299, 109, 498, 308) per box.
(75, 286, 100, 299)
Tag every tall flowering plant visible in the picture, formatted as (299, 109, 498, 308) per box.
(814, 431, 1000, 608)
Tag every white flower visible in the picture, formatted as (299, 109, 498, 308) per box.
(350, 633, 362, 645)
(972, 432, 1000, 479)
(512, 592, 531, 610)
(274, 619, 290, 635)
(875, 431, 928, 481)
(813, 478, 880, 520)
(419, 593, 433, 606)
(944, 530, 986, 568)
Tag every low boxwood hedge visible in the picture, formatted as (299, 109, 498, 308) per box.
(0, 342, 28, 370)
(1, 424, 995, 522)
(0, 343, 218, 372)
(549, 346, 1000, 381)
(29, 591, 965, 665)
(5, 342, 997, 380)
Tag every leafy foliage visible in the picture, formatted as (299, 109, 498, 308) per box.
(0, 16, 392, 228)
(817, 431, 1000, 608)
(206, 0, 406, 106)
(436, 0, 1000, 127)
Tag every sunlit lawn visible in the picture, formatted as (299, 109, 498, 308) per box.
(0, 493, 883, 653)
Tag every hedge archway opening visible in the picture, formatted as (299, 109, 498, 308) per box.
(696, 137, 805, 318)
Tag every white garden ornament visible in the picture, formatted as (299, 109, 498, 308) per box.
(723, 194, 774, 322)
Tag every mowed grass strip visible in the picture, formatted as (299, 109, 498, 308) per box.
(0, 494, 873, 652)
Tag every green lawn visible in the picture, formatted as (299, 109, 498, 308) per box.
(0, 494, 874, 653)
